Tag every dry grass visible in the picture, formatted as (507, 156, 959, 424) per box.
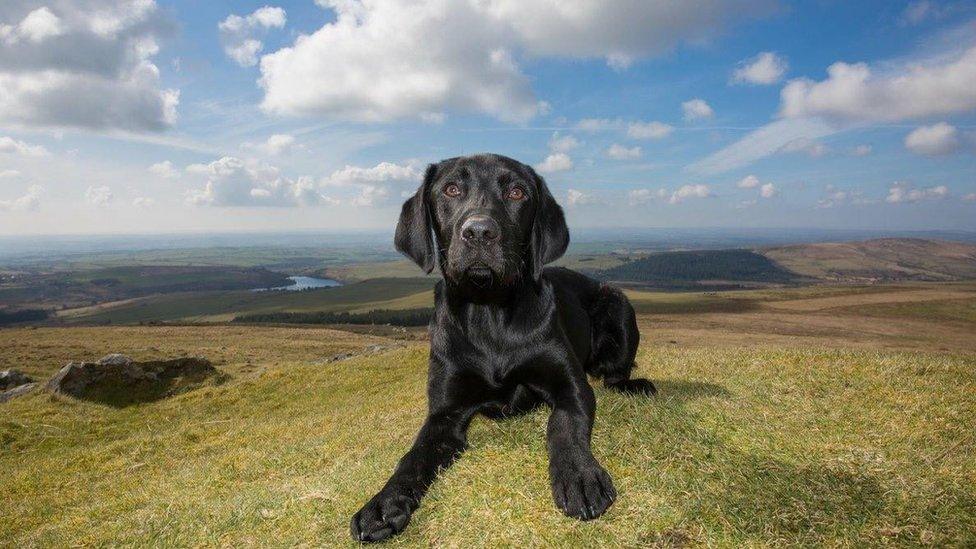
(2, 283, 976, 546)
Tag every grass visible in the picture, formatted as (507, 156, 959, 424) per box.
(832, 298, 976, 325)
(58, 278, 436, 324)
(2, 323, 975, 546)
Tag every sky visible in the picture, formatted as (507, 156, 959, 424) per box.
(0, 0, 975, 236)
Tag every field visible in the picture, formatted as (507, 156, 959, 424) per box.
(2, 282, 975, 546)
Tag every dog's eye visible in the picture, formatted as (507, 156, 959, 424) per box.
(507, 187, 525, 201)
(444, 183, 461, 197)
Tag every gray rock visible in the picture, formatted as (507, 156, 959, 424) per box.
(47, 356, 226, 406)
(1, 369, 34, 391)
(0, 382, 37, 403)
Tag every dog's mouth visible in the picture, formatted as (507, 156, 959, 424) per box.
(464, 263, 495, 288)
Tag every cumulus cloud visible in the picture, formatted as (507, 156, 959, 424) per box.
(0, 169, 21, 178)
(885, 181, 949, 203)
(682, 98, 714, 121)
(318, 160, 422, 207)
(627, 187, 669, 206)
(904, 122, 960, 156)
(84, 185, 113, 206)
(258, 0, 771, 122)
(731, 51, 787, 85)
(132, 196, 154, 207)
(148, 160, 178, 179)
(779, 45, 976, 123)
(548, 132, 579, 153)
(606, 144, 641, 160)
(627, 120, 673, 139)
(566, 188, 600, 207)
(963, 192, 976, 201)
(759, 182, 778, 198)
(0, 0, 179, 132)
(576, 118, 621, 131)
(242, 133, 297, 156)
(0, 184, 42, 211)
(669, 184, 711, 204)
(0, 135, 49, 156)
(219, 6, 286, 67)
(851, 144, 873, 156)
(186, 156, 326, 207)
(737, 175, 759, 189)
(536, 152, 573, 174)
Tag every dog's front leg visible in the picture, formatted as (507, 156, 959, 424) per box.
(350, 399, 475, 543)
(543, 373, 616, 520)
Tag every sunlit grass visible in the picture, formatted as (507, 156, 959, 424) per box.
(2, 337, 974, 546)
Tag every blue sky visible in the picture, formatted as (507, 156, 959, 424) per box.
(0, 0, 974, 235)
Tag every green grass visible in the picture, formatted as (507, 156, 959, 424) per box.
(61, 278, 436, 324)
(2, 335, 974, 546)
(833, 297, 976, 324)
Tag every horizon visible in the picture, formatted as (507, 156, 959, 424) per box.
(1, 1, 976, 235)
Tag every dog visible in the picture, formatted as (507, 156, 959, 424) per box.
(351, 153, 655, 543)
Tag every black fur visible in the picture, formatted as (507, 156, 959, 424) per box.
(351, 154, 655, 543)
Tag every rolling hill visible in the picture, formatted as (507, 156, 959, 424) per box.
(762, 238, 976, 283)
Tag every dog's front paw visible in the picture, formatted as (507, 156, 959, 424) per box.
(550, 461, 617, 520)
(350, 490, 415, 543)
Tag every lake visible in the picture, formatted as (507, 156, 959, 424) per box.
(253, 276, 341, 292)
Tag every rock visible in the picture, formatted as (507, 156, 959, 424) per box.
(0, 381, 38, 403)
(1, 369, 34, 391)
(47, 355, 227, 407)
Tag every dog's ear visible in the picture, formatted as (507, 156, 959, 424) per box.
(528, 167, 569, 283)
(395, 164, 437, 274)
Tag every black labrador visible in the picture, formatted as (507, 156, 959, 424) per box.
(351, 153, 655, 543)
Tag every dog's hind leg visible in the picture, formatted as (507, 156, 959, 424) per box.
(587, 285, 657, 396)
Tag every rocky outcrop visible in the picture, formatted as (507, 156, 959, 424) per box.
(1, 369, 37, 403)
(47, 354, 226, 407)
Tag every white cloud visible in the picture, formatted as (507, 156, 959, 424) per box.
(85, 185, 113, 206)
(148, 160, 178, 179)
(885, 181, 949, 203)
(0, 1, 179, 132)
(779, 45, 976, 123)
(669, 184, 711, 204)
(186, 156, 324, 207)
(132, 196, 154, 207)
(548, 132, 579, 153)
(687, 117, 834, 175)
(780, 137, 828, 157)
(258, 0, 771, 122)
(349, 184, 390, 207)
(627, 120, 673, 139)
(627, 187, 669, 206)
(731, 51, 787, 85)
(219, 6, 286, 67)
(0, 169, 21, 178)
(16, 7, 64, 42)
(606, 144, 641, 160)
(566, 188, 599, 207)
(900, 1, 944, 25)
(0, 135, 49, 156)
(0, 184, 42, 211)
(576, 118, 621, 131)
(851, 144, 873, 156)
(682, 98, 714, 121)
(737, 175, 760, 189)
(536, 152, 573, 173)
(759, 182, 778, 198)
(963, 192, 976, 201)
(323, 161, 422, 187)
(243, 133, 297, 156)
(904, 122, 960, 156)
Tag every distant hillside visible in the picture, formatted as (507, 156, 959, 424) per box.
(762, 238, 976, 283)
(599, 249, 797, 289)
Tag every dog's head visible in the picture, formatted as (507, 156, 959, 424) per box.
(395, 154, 569, 291)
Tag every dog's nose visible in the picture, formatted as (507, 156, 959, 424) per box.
(461, 216, 500, 243)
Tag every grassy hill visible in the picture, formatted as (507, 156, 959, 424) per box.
(2, 284, 975, 546)
(599, 249, 798, 289)
(763, 238, 976, 283)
